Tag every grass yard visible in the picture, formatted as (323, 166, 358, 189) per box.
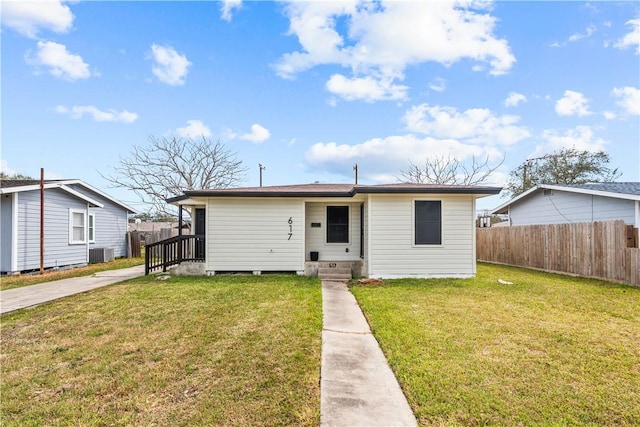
(1, 274, 322, 426)
(351, 263, 640, 426)
(0, 256, 145, 291)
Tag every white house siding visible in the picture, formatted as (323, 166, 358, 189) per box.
(367, 194, 475, 278)
(305, 202, 362, 261)
(1, 194, 13, 272)
(72, 186, 129, 257)
(17, 189, 88, 271)
(510, 190, 636, 226)
(207, 198, 304, 273)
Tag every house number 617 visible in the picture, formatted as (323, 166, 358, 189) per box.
(288, 217, 293, 240)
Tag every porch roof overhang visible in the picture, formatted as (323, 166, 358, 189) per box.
(166, 183, 502, 205)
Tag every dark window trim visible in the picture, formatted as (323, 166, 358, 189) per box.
(414, 200, 442, 245)
(326, 205, 349, 244)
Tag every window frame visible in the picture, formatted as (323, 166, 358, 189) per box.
(326, 205, 350, 244)
(413, 199, 443, 246)
(69, 208, 87, 244)
(88, 213, 95, 243)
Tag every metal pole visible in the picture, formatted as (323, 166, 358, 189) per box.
(259, 163, 266, 187)
(40, 168, 44, 274)
(353, 164, 358, 185)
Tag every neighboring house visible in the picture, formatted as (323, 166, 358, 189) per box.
(167, 183, 501, 279)
(491, 182, 640, 228)
(0, 179, 137, 274)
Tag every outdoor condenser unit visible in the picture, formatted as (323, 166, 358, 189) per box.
(89, 247, 115, 263)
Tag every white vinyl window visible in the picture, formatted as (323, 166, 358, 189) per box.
(69, 209, 86, 244)
(88, 213, 95, 243)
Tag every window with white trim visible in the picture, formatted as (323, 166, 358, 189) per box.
(88, 213, 95, 243)
(414, 200, 442, 245)
(69, 209, 86, 244)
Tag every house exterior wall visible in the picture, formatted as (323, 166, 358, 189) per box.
(69, 184, 129, 257)
(305, 202, 362, 261)
(367, 194, 476, 278)
(16, 188, 88, 272)
(509, 190, 636, 226)
(1, 194, 14, 272)
(206, 198, 305, 273)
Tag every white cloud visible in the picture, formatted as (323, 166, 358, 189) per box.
(403, 104, 531, 146)
(1, 0, 73, 38)
(612, 86, 640, 115)
(304, 133, 504, 183)
(326, 73, 408, 102)
(275, 1, 515, 102)
(614, 18, 640, 54)
(534, 126, 608, 156)
(26, 41, 92, 81)
(603, 111, 617, 120)
(150, 44, 191, 86)
(175, 120, 212, 137)
(239, 124, 271, 143)
(568, 24, 596, 42)
(55, 105, 138, 123)
(220, 0, 242, 21)
(555, 90, 592, 116)
(428, 77, 446, 93)
(504, 92, 527, 107)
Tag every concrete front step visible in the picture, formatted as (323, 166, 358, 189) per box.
(318, 267, 352, 281)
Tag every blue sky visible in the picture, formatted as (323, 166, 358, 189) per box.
(2, 0, 639, 213)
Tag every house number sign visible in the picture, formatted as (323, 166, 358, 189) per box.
(288, 217, 293, 240)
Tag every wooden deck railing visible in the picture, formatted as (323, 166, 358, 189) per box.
(144, 235, 205, 275)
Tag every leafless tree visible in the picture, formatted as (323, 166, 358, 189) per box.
(399, 154, 503, 185)
(102, 136, 246, 215)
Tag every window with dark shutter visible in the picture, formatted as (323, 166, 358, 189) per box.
(327, 206, 349, 243)
(415, 200, 441, 245)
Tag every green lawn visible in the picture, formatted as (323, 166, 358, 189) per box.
(0, 256, 145, 291)
(1, 274, 322, 426)
(351, 263, 640, 426)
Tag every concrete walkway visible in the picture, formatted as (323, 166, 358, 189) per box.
(0, 265, 145, 315)
(321, 280, 417, 427)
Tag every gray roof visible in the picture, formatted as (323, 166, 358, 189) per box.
(492, 182, 640, 214)
(560, 182, 640, 196)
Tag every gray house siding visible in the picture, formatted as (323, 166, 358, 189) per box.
(69, 185, 129, 257)
(510, 190, 636, 226)
(1, 194, 13, 272)
(17, 189, 88, 272)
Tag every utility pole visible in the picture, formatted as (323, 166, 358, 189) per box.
(259, 163, 266, 187)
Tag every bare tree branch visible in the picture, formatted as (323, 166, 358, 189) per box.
(399, 154, 503, 186)
(101, 136, 246, 215)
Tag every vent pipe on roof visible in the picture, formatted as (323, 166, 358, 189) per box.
(259, 163, 266, 187)
(354, 163, 358, 185)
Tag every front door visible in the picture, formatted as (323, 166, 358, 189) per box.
(194, 208, 206, 259)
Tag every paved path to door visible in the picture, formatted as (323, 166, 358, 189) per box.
(320, 279, 417, 427)
(0, 265, 145, 315)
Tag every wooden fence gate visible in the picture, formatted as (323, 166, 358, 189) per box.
(477, 220, 639, 286)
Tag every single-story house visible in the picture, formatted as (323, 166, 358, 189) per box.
(1, 179, 137, 274)
(166, 182, 501, 279)
(491, 182, 640, 228)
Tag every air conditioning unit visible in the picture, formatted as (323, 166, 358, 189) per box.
(89, 247, 115, 263)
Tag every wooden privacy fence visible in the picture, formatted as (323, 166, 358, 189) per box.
(477, 220, 639, 286)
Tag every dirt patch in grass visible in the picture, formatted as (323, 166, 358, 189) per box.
(351, 263, 640, 426)
(1, 274, 322, 426)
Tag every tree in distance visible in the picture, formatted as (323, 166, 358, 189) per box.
(399, 154, 504, 186)
(103, 136, 246, 215)
(504, 148, 622, 198)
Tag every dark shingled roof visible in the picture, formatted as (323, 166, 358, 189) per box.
(166, 182, 502, 203)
